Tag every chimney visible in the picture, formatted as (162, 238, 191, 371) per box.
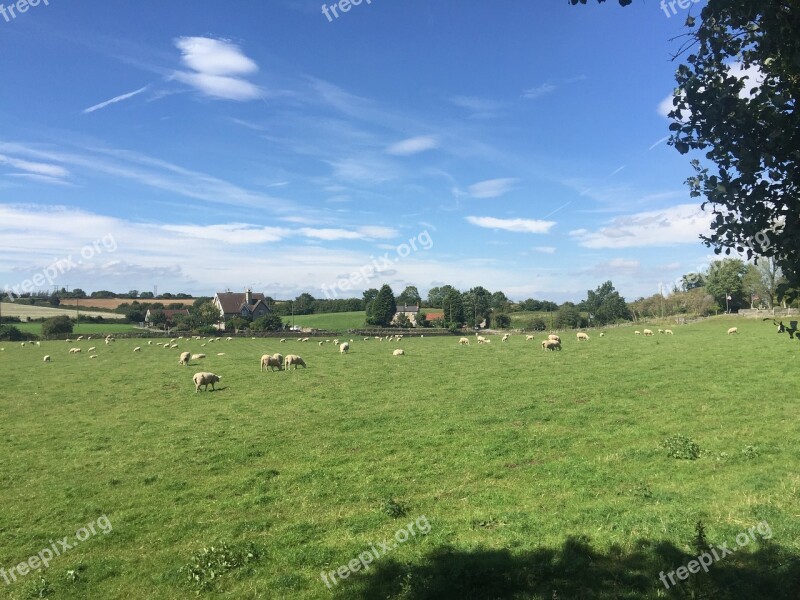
(245, 288, 252, 305)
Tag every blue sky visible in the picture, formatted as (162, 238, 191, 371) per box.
(0, 0, 715, 303)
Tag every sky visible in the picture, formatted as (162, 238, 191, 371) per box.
(0, 0, 716, 304)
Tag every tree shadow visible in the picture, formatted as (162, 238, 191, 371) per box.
(333, 536, 800, 599)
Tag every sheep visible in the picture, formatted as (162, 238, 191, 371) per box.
(393, 349, 405, 356)
(476, 335, 487, 343)
(226, 337, 233, 341)
(643, 329, 654, 336)
(69, 348, 81, 354)
(148, 341, 153, 345)
(179, 351, 191, 366)
(350, 339, 354, 343)
(526, 335, 534, 341)
(280, 339, 286, 343)
(191, 354, 206, 360)
(502, 334, 510, 342)
(319, 341, 324, 346)
(170, 344, 178, 349)
(459, 337, 470, 345)
(35, 341, 40, 346)
(193, 372, 221, 392)
(548, 334, 561, 343)
(599, 332, 605, 337)
(297, 338, 302, 342)
(728, 327, 738, 334)
(333, 339, 340, 345)
(20, 342, 26, 347)
(364, 337, 370, 341)
(284, 355, 307, 370)
(43, 355, 51, 362)
(542, 339, 561, 351)
(77, 336, 84, 341)
(272, 353, 283, 365)
(339, 342, 349, 354)
(577, 332, 589, 341)
(65, 339, 72, 343)
(88, 346, 96, 352)
(658, 329, 665, 334)
(217, 352, 225, 356)
(664, 329, 674, 335)
(201, 343, 206, 347)
(302, 337, 310, 342)
(260, 354, 282, 372)
(89, 354, 98, 359)
(634, 331, 641, 335)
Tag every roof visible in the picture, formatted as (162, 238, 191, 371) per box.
(145, 308, 189, 319)
(396, 304, 420, 313)
(216, 291, 266, 314)
(425, 312, 444, 321)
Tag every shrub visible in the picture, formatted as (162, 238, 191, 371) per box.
(381, 497, 408, 518)
(0, 325, 24, 341)
(493, 313, 511, 328)
(42, 315, 73, 337)
(662, 435, 701, 460)
(180, 542, 260, 590)
(251, 314, 284, 331)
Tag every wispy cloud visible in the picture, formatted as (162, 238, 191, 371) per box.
(523, 83, 556, 99)
(0, 154, 69, 179)
(386, 135, 439, 156)
(468, 177, 517, 198)
(83, 86, 149, 114)
(172, 37, 262, 101)
(533, 246, 556, 254)
(609, 165, 626, 177)
(466, 216, 556, 234)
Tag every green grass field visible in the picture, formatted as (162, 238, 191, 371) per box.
(0, 303, 124, 321)
(11, 322, 141, 336)
(282, 311, 366, 331)
(1, 318, 798, 599)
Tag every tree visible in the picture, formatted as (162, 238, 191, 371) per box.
(584, 281, 628, 325)
(48, 293, 60, 307)
(756, 256, 785, 308)
(490, 291, 509, 311)
(91, 290, 115, 298)
(462, 286, 492, 327)
(295, 293, 315, 315)
(228, 316, 250, 333)
(139, 291, 154, 299)
(395, 313, 411, 328)
(397, 286, 421, 307)
(442, 290, 464, 325)
(428, 285, 458, 308)
(196, 301, 221, 327)
(128, 290, 139, 298)
(0, 325, 24, 341)
(681, 273, 706, 291)
(150, 309, 167, 329)
(252, 314, 284, 331)
(42, 315, 73, 336)
(663, 0, 800, 302)
(367, 285, 396, 327)
(555, 303, 582, 329)
(705, 259, 748, 312)
(494, 313, 511, 328)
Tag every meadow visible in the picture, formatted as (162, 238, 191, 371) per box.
(0, 318, 797, 599)
(282, 311, 367, 331)
(0, 303, 125, 321)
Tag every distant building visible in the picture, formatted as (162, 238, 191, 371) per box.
(213, 289, 270, 330)
(392, 304, 420, 326)
(144, 308, 190, 328)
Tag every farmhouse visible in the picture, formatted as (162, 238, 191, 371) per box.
(144, 308, 189, 328)
(393, 304, 420, 326)
(213, 289, 270, 330)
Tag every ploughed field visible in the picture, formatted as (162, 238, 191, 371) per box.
(0, 318, 797, 599)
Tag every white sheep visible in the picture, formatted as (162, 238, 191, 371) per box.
(364, 337, 370, 341)
(148, 341, 153, 345)
(35, 341, 40, 346)
(333, 339, 340, 345)
(260, 354, 281, 372)
(284, 354, 306, 370)
(89, 354, 98, 359)
(526, 335, 534, 341)
(634, 331, 641, 335)
(459, 337, 470, 345)
(339, 342, 349, 354)
(664, 329, 674, 335)
(548, 334, 561, 343)
(170, 344, 178, 348)
(318, 341, 324, 346)
(280, 339, 286, 343)
(272, 352, 283, 365)
(20, 342, 26, 347)
(727, 327, 738, 335)
(643, 329, 654, 336)
(542, 339, 561, 351)
(658, 329, 665, 334)
(69, 348, 81, 354)
(577, 332, 589, 341)
(43, 355, 51, 362)
(599, 332, 605, 337)
(179, 351, 191, 366)
(393, 349, 405, 356)
(502, 334, 510, 342)
(217, 352, 225, 356)
(134, 347, 142, 352)
(88, 346, 96, 352)
(193, 372, 221, 392)
(191, 354, 206, 360)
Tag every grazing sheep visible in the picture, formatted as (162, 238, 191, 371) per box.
(20, 342, 26, 347)
(664, 329, 674, 335)
(284, 355, 307, 370)
(179, 351, 191, 366)
(577, 332, 589, 341)
(459, 337, 470, 345)
(643, 329, 654, 336)
(333, 339, 340, 345)
(77, 336, 84, 341)
(201, 343, 206, 347)
(297, 338, 302, 342)
(43, 355, 51, 362)
(393, 349, 405, 356)
(69, 348, 81, 354)
(148, 341, 153, 345)
(170, 344, 178, 349)
(502, 334, 510, 342)
(599, 332, 605, 337)
(728, 327, 738, 334)
(476, 335, 487, 343)
(542, 339, 561, 351)
(272, 353, 283, 365)
(280, 339, 286, 343)
(658, 329, 665, 334)
(89, 355, 98, 359)
(88, 346, 96, 352)
(217, 352, 225, 356)
(364, 337, 370, 341)
(65, 339, 72, 343)
(526, 335, 534, 341)
(191, 354, 206, 360)
(339, 342, 349, 354)
(35, 341, 41, 346)
(193, 372, 221, 392)
(134, 347, 143, 352)
(302, 337, 310, 342)
(260, 354, 282, 372)
(226, 337, 233, 341)
(548, 334, 561, 343)
(319, 341, 324, 346)
(634, 331, 641, 335)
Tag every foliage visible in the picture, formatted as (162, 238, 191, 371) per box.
(527, 317, 547, 331)
(705, 259, 748, 311)
(662, 435, 701, 460)
(180, 542, 260, 590)
(584, 281, 628, 325)
(294, 293, 315, 316)
(518, 298, 559, 312)
(397, 286, 421, 307)
(227, 316, 250, 332)
(493, 313, 511, 328)
(41, 315, 73, 336)
(0, 324, 24, 341)
(442, 290, 464, 325)
(367, 285, 396, 327)
(149, 309, 167, 329)
(555, 303, 582, 329)
(251, 314, 284, 331)
(380, 497, 408, 519)
(394, 313, 412, 328)
(195, 301, 221, 328)
(461, 286, 492, 327)
(416, 311, 429, 328)
(666, 0, 800, 301)
(427, 285, 459, 309)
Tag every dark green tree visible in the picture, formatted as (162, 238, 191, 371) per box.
(42, 315, 73, 336)
(150, 309, 167, 329)
(427, 285, 458, 308)
(705, 259, 748, 311)
(442, 290, 464, 325)
(555, 303, 582, 329)
(584, 281, 628, 326)
(252, 314, 284, 331)
(397, 286, 421, 307)
(367, 285, 396, 327)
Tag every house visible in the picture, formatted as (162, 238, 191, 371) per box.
(213, 289, 271, 330)
(144, 308, 190, 328)
(425, 312, 444, 322)
(392, 304, 420, 326)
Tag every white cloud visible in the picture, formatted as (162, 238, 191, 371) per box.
(468, 177, 517, 198)
(466, 216, 556, 234)
(523, 83, 556, 99)
(386, 135, 438, 156)
(173, 37, 261, 101)
(570, 204, 712, 248)
(83, 86, 149, 114)
(161, 223, 289, 244)
(533, 246, 556, 254)
(300, 226, 397, 241)
(0, 154, 69, 179)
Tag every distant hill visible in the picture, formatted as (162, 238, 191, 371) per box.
(0, 302, 126, 320)
(58, 298, 196, 310)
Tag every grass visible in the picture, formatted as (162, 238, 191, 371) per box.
(282, 311, 366, 331)
(0, 302, 125, 321)
(0, 317, 798, 599)
(10, 322, 142, 335)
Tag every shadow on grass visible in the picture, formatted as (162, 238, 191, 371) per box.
(333, 536, 800, 599)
